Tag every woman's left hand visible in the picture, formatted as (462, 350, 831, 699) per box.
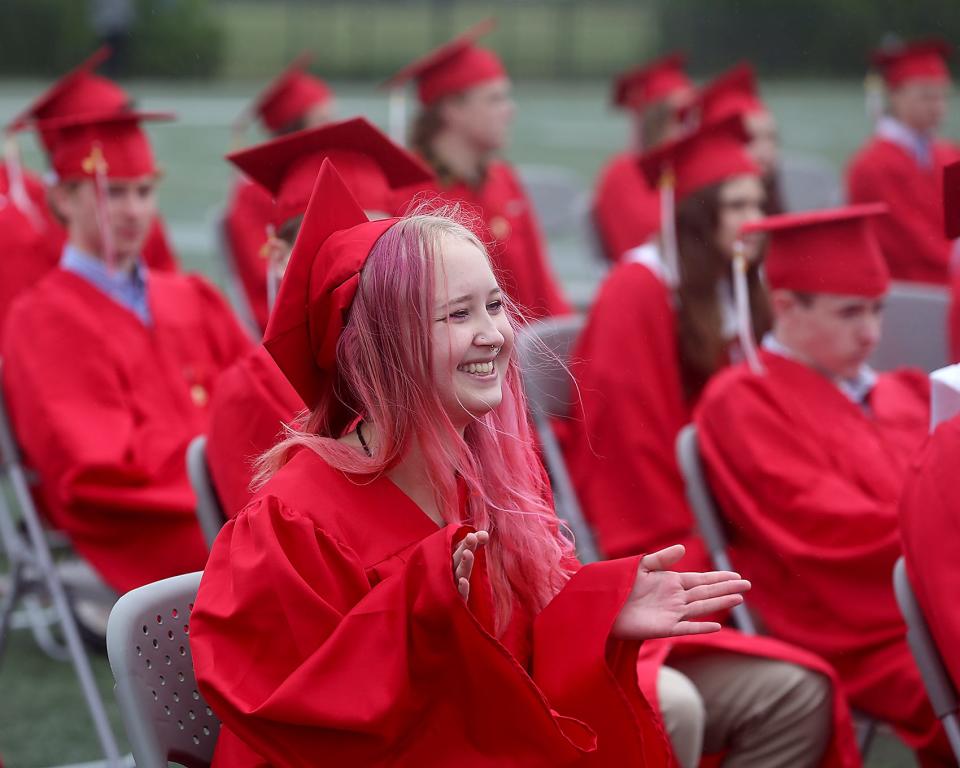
(611, 544, 751, 640)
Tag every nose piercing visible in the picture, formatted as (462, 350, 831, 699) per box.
(489, 344, 500, 355)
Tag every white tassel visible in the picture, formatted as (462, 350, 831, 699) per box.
(732, 242, 764, 374)
(388, 87, 408, 148)
(3, 132, 43, 228)
(658, 168, 679, 288)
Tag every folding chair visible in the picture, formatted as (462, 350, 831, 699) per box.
(677, 422, 880, 753)
(0, 359, 124, 766)
(869, 281, 950, 373)
(186, 436, 227, 551)
(517, 164, 587, 240)
(675, 424, 758, 635)
(515, 315, 600, 563)
(893, 557, 960, 761)
(210, 204, 260, 340)
(780, 153, 844, 212)
(107, 571, 220, 768)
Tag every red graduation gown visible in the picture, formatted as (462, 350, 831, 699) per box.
(846, 136, 960, 284)
(898, 416, 960, 690)
(206, 344, 303, 518)
(2, 268, 252, 594)
(562, 258, 710, 569)
(190, 448, 676, 767)
(223, 177, 276, 333)
(0, 165, 63, 340)
(593, 151, 660, 264)
(695, 350, 952, 763)
(394, 161, 571, 320)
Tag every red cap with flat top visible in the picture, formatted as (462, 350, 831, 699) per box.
(944, 160, 960, 239)
(386, 19, 506, 105)
(612, 52, 693, 111)
(250, 53, 333, 134)
(691, 63, 766, 124)
(227, 116, 433, 226)
(742, 204, 890, 297)
(264, 158, 399, 416)
(638, 114, 759, 202)
(36, 111, 173, 181)
(871, 39, 951, 88)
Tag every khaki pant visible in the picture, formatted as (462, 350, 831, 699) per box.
(657, 652, 833, 768)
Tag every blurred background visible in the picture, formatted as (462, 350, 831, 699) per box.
(2, 1, 959, 764)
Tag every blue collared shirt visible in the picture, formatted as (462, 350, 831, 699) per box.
(60, 244, 152, 325)
(876, 115, 934, 169)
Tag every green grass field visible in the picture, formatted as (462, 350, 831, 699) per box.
(1, 77, 955, 765)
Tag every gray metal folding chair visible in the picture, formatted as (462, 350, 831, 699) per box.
(107, 571, 220, 768)
(869, 281, 950, 373)
(211, 204, 260, 340)
(677, 422, 880, 753)
(675, 424, 758, 635)
(893, 557, 960, 761)
(0, 359, 124, 766)
(780, 153, 844, 212)
(517, 164, 588, 240)
(186, 436, 227, 551)
(515, 315, 599, 563)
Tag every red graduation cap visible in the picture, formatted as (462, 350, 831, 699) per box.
(742, 204, 890, 297)
(871, 39, 951, 88)
(386, 19, 506, 105)
(247, 53, 333, 134)
(944, 160, 960, 239)
(227, 116, 433, 227)
(691, 63, 766, 125)
(638, 114, 759, 203)
(37, 111, 173, 181)
(7, 48, 131, 153)
(612, 52, 694, 111)
(264, 158, 399, 415)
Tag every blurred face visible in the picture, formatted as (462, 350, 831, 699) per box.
(715, 175, 766, 261)
(745, 110, 780, 177)
(889, 79, 950, 135)
(54, 176, 158, 265)
(774, 292, 885, 379)
(431, 235, 514, 428)
(443, 77, 516, 153)
(303, 99, 335, 129)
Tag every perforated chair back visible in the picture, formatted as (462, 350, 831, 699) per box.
(869, 281, 950, 373)
(515, 315, 599, 563)
(186, 436, 227, 551)
(893, 557, 960, 760)
(107, 571, 219, 768)
(780, 154, 843, 212)
(675, 424, 758, 634)
(517, 164, 587, 239)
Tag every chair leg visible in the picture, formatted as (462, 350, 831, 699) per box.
(0, 557, 25, 661)
(853, 712, 876, 757)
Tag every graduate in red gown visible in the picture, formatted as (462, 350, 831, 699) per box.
(5, 47, 180, 276)
(847, 39, 960, 284)
(695, 205, 954, 765)
(387, 21, 570, 319)
(190, 159, 857, 768)
(206, 117, 433, 518)
(593, 53, 694, 263)
(899, 364, 960, 692)
(564, 117, 769, 567)
(686, 63, 783, 215)
(223, 54, 334, 333)
(2, 111, 251, 595)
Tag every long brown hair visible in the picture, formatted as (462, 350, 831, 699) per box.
(675, 180, 770, 399)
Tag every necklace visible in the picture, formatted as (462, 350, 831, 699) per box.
(356, 420, 372, 458)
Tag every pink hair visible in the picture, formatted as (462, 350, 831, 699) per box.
(257, 209, 575, 633)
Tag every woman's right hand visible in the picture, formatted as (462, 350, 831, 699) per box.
(453, 530, 490, 601)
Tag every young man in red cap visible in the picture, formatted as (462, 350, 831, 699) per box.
(0, 48, 180, 337)
(688, 63, 783, 214)
(847, 39, 960, 284)
(223, 54, 335, 333)
(695, 205, 954, 764)
(593, 53, 695, 263)
(387, 21, 570, 320)
(899, 161, 960, 692)
(206, 116, 433, 517)
(2, 111, 252, 595)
